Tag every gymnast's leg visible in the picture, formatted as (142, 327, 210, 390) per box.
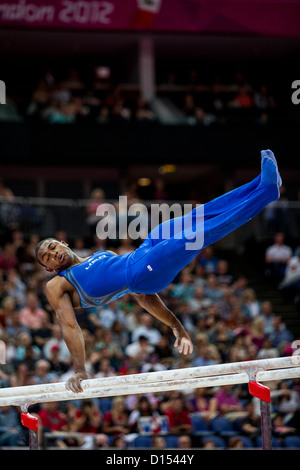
(128, 151, 280, 292)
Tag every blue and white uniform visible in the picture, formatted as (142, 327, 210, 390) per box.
(58, 151, 280, 308)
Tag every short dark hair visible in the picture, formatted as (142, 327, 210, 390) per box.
(35, 237, 59, 266)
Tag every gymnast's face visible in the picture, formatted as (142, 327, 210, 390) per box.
(37, 239, 74, 272)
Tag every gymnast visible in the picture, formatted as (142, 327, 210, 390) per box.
(35, 150, 281, 393)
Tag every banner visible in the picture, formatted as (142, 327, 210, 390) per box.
(0, 0, 299, 36)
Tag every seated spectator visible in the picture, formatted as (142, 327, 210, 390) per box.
(188, 285, 212, 314)
(48, 345, 69, 376)
(43, 323, 71, 364)
(192, 344, 220, 368)
(94, 358, 116, 378)
(19, 292, 47, 331)
(31, 311, 52, 349)
(240, 400, 261, 442)
(3, 268, 27, 307)
(254, 84, 276, 110)
(256, 337, 279, 359)
(265, 232, 292, 282)
(151, 435, 167, 449)
(32, 359, 58, 385)
(280, 253, 300, 300)
(188, 388, 218, 421)
(228, 437, 245, 449)
(250, 316, 268, 350)
(141, 353, 166, 373)
(215, 259, 234, 287)
(38, 402, 67, 432)
(272, 413, 297, 438)
(93, 329, 124, 370)
(175, 301, 195, 333)
(102, 397, 130, 437)
(178, 434, 192, 448)
(128, 396, 161, 434)
(165, 396, 193, 435)
(171, 269, 195, 301)
(272, 381, 300, 418)
(269, 316, 294, 351)
(260, 300, 275, 335)
(0, 296, 19, 330)
(197, 246, 219, 274)
(111, 435, 127, 448)
(204, 274, 224, 302)
(154, 335, 173, 361)
(131, 313, 161, 345)
(215, 385, 243, 418)
(10, 363, 33, 388)
(125, 335, 154, 363)
(241, 288, 261, 319)
(0, 243, 18, 272)
(73, 400, 102, 434)
(14, 331, 41, 365)
(0, 406, 21, 447)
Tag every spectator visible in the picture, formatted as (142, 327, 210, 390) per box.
(171, 269, 195, 302)
(204, 274, 224, 302)
(165, 396, 193, 435)
(3, 268, 26, 307)
(197, 246, 219, 274)
(154, 335, 173, 361)
(14, 331, 41, 366)
(111, 435, 127, 448)
(272, 413, 297, 438)
(38, 402, 67, 432)
(188, 388, 217, 422)
(73, 400, 102, 434)
(0, 243, 18, 272)
(10, 363, 33, 387)
(265, 232, 292, 282)
(250, 316, 268, 350)
(256, 337, 279, 359)
(151, 435, 167, 449)
(102, 397, 130, 437)
(241, 288, 261, 319)
(125, 335, 154, 363)
(94, 358, 116, 378)
(48, 345, 69, 376)
(215, 385, 243, 418)
(128, 396, 161, 434)
(240, 400, 261, 442)
(31, 310, 52, 349)
(0, 406, 21, 447)
(32, 359, 58, 385)
(178, 434, 192, 448)
(269, 316, 294, 351)
(0, 296, 18, 329)
(188, 285, 212, 314)
(43, 323, 71, 364)
(228, 437, 245, 449)
(19, 292, 47, 331)
(131, 313, 161, 345)
(216, 259, 234, 287)
(272, 381, 300, 417)
(260, 300, 275, 335)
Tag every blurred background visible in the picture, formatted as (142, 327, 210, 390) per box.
(1, 0, 300, 451)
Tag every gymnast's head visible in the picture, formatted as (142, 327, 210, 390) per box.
(35, 238, 75, 272)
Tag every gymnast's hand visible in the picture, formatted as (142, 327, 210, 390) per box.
(173, 326, 193, 355)
(66, 371, 89, 393)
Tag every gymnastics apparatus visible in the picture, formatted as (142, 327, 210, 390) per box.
(0, 355, 300, 450)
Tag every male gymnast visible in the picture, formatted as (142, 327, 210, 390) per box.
(35, 150, 281, 393)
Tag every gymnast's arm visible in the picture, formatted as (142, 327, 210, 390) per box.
(46, 278, 89, 393)
(131, 293, 193, 355)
